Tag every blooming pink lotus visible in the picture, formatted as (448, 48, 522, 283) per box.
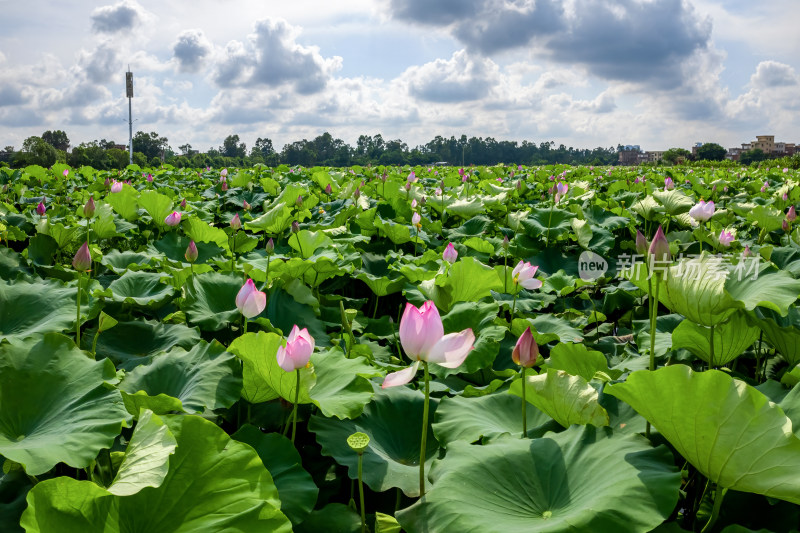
(688, 199, 715, 222)
(164, 211, 182, 226)
(276, 325, 315, 372)
(555, 182, 568, 203)
(235, 279, 266, 318)
(110, 181, 123, 193)
(512, 327, 538, 367)
(442, 242, 458, 263)
(512, 261, 542, 290)
(382, 301, 475, 388)
(719, 230, 734, 247)
(72, 242, 91, 272)
(407, 171, 417, 183)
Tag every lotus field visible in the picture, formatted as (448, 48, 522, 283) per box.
(5, 162, 800, 533)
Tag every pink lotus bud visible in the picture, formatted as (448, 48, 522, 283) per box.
(783, 219, 790, 231)
(381, 171, 387, 182)
(743, 245, 753, 257)
(36, 202, 46, 216)
(788, 206, 797, 222)
(723, 186, 728, 193)
(354, 188, 361, 200)
(276, 325, 315, 372)
(636, 230, 649, 256)
(111, 181, 123, 193)
(512, 326, 539, 367)
(180, 198, 187, 208)
(221, 168, 228, 177)
(412, 211, 421, 228)
(719, 230, 735, 247)
(461, 175, 468, 183)
(185, 241, 198, 263)
(405, 183, 411, 191)
(72, 242, 92, 272)
(296, 195, 303, 207)
(266, 237, 275, 254)
(104, 177, 110, 187)
(243, 200, 251, 210)
(649, 225, 671, 263)
(147, 174, 154, 183)
(442, 242, 458, 264)
(164, 211, 182, 226)
(325, 183, 332, 195)
(664, 177, 675, 190)
(420, 196, 426, 206)
(230, 213, 242, 230)
(411, 199, 417, 209)
(235, 278, 266, 318)
(407, 171, 417, 183)
(291, 220, 300, 233)
(516, 180, 522, 191)
(62, 169, 69, 177)
(84, 196, 95, 218)
(761, 181, 768, 192)
(435, 187, 443, 196)
(502, 236, 510, 250)
(221, 181, 228, 191)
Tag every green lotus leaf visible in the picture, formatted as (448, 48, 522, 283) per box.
(108, 271, 177, 308)
(652, 189, 694, 215)
(182, 216, 230, 249)
(418, 256, 503, 312)
(546, 342, 620, 381)
(0, 278, 102, 344)
(724, 264, 800, 318)
(0, 333, 129, 476)
(432, 393, 559, 446)
(520, 206, 575, 240)
(396, 426, 680, 533)
(232, 425, 318, 524)
(150, 233, 224, 264)
(433, 300, 507, 376)
(137, 190, 173, 228)
(245, 202, 293, 233)
(373, 215, 413, 245)
(107, 409, 177, 496)
(0, 247, 32, 280)
(181, 271, 245, 331)
(295, 503, 360, 533)
(20, 415, 291, 532)
(571, 218, 593, 249)
(308, 347, 380, 419)
(514, 315, 584, 344)
(446, 197, 484, 219)
(83, 319, 201, 369)
(753, 307, 800, 366)
(40, 220, 81, 249)
(228, 331, 315, 404)
(104, 185, 139, 222)
(287, 229, 334, 259)
(671, 311, 759, 366)
(509, 368, 609, 428)
(101, 250, 157, 273)
(266, 286, 331, 346)
(442, 216, 491, 240)
(630, 195, 662, 221)
(309, 386, 438, 497)
(747, 205, 784, 233)
(118, 340, 242, 415)
(607, 365, 800, 503)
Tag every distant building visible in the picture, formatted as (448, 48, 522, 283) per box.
(618, 148, 641, 165)
(727, 135, 797, 160)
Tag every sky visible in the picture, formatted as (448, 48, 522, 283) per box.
(0, 0, 798, 154)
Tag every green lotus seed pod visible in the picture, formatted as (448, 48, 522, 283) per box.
(347, 432, 370, 453)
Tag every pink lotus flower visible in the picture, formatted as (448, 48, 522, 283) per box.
(230, 213, 242, 230)
(221, 181, 228, 191)
(719, 230, 734, 247)
(412, 211, 421, 229)
(235, 279, 266, 318)
(221, 168, 228, 177)
(407, 171, 417, 183)
(62, 169, 69, 177)
(512, 261, 542, 290)
(185, 241, 198, 263)
(36, 202, 46, 216)
(788, 206, 797, 222)
(442, 242, 458, 264)
(512, 327, 538, 367)
(146, 174, 153, 183)
(435, 187, 443, 196)
(411, 199, 417, 209)
(555, 182, 568, 203)
(72, 242, 91, 272)
(761, 181, 768, 193)
(458, 168, 465, 178)
(164, 211, 182, 226)
(664, 177, 674, 190)
(276, 325, 315, 372)
(110, 181, 123, 193)
(688, 200, 715, 222)
(382, 301, 475, 388)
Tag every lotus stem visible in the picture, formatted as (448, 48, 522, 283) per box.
(419, 361, 430, 497)
(709, 324, 715, 370)
(76, 272, 82, 348)
(291, 369, 300, 444)
(511, 283, 519, 322)
(503, 250, 508, 293)
(294, 232, 304, 258)
(545, 206, 553, 248)
(90, 328, 100, 360)
(646, 273, 660, 439)
(701, 486, 728, 533)
(521, 366, 527, 438)
(243, 317, 248, 335)
(357, 451, 366, 533)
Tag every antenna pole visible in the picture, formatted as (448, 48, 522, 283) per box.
(126, 67, 134, 165)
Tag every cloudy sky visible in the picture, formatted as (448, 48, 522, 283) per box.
(1, 0, 798, 154)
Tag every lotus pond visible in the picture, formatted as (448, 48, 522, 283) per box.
(3, 162, 800, 532)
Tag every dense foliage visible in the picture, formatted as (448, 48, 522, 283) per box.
(2, 161, 800, 532)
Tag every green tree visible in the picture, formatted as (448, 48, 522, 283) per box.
(18, 136, 58, 167)
(41, 130, 70, 151)
(740, 148, 766, 165)
(662, 148, 692, 165)
(696, 143, 727, 161)
(221, 135, 247, 158)
(133, 131, 169, 160)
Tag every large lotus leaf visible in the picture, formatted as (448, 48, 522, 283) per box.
(309, 386, 439, 497)
(0, 333, 129, 476)
(724, 264, 800, 318)
(630, 195, 662, 221)
(108, 271, 176, 308)
(546, 341, 620, 381)
(266, 286, 331, 346)
(652, 189, 694, 215)
(0, 278, 103, 344)
(446, 197, 484, 219)
(182, 216, 230, 249)
(108, 409, 177, 497)
(101, 250, 157, 273)
(308, 347, 381, 419)
(0, 245, 33, 280)
(396, 426, 680, 533)
(83, 319, 201, 369)
(105, 185, 139, 221)
(373, 215, 413, 245)
(509, 368, 609, 428)
(232, 425, 318, 525)
(418, 257, 503, 312)
(442, 216, 491, 240)
(520, 206, 576, 240)
(433, 300, 507, 376)
(182, 271, 245, 331)
(245, 202, 293, 234)
(118, 340, 242, 415)
(228, 331, 315, 404)
(295, 503, 360, 533)
(512, 315, 584, 345)
(753, 307, 800, 366)
(607, 365, 800, 503)
(432, 393, 559, 446)
(20, 414, 292, 532)
(40, 221, 81, 249)
(671, 311, 759, 366)
(288, 229, 334, 259)
(747, 205, 785, 233)
(150, 232, 224, 264)
(137, 190, 173, 228)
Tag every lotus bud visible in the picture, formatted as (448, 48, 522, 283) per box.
(84, 196, 95, 218)
(36, 202, 46, 216)
(147, 174, 154, 183)
(502, 236, 510, 250)
(185, 241, 198, 263)
(516, 180, 522, 191)
(164, 211, 182, 227)
(221, 181, 228, 191)
(266, 237, 275, 255)
(743, 245, 753, 257)
(230, 213, 242, 230)
(405, 182, 411, 191)
(635, 230, 649, 256)
(788, 206, 797, 222)
(291, 220, 300, 233)
(63, 169, 69, 177)
(72, 242, 92, 272)
(296, 195, 303, 207)
(420, 196, 426, 206)
(325, 183, 332, 195)
(664, 177, 674, 190)
(111, 181, 123, 193)
(411, 212, 421, 228)
(435, 187, 443, 196)
(180, 198, 187, 208)
(381, 171, 387, 182)
(221, 168, 228, 177)
(354, 187, 361, 200)
(648, 225, 671, 263)
(761, 181, 768, 193)
(783, 219, 790, 231)
(442, 242, 458, 264)
(512, 327, 539, 368)
(411, 199, 417, 209)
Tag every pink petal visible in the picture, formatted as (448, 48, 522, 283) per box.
(286, 335, 313, 369)
(520, 278, 542, 290)
(426, 329, 475, 368)
(381, 362, 420, 388)
(276, 345, 292, 372)
(399, 302, 443, 359)
(287, 324, 301, 343)
(512, 260, 525, 278)
(242, 290, 266, 318)
(236, 279, 256, 311)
